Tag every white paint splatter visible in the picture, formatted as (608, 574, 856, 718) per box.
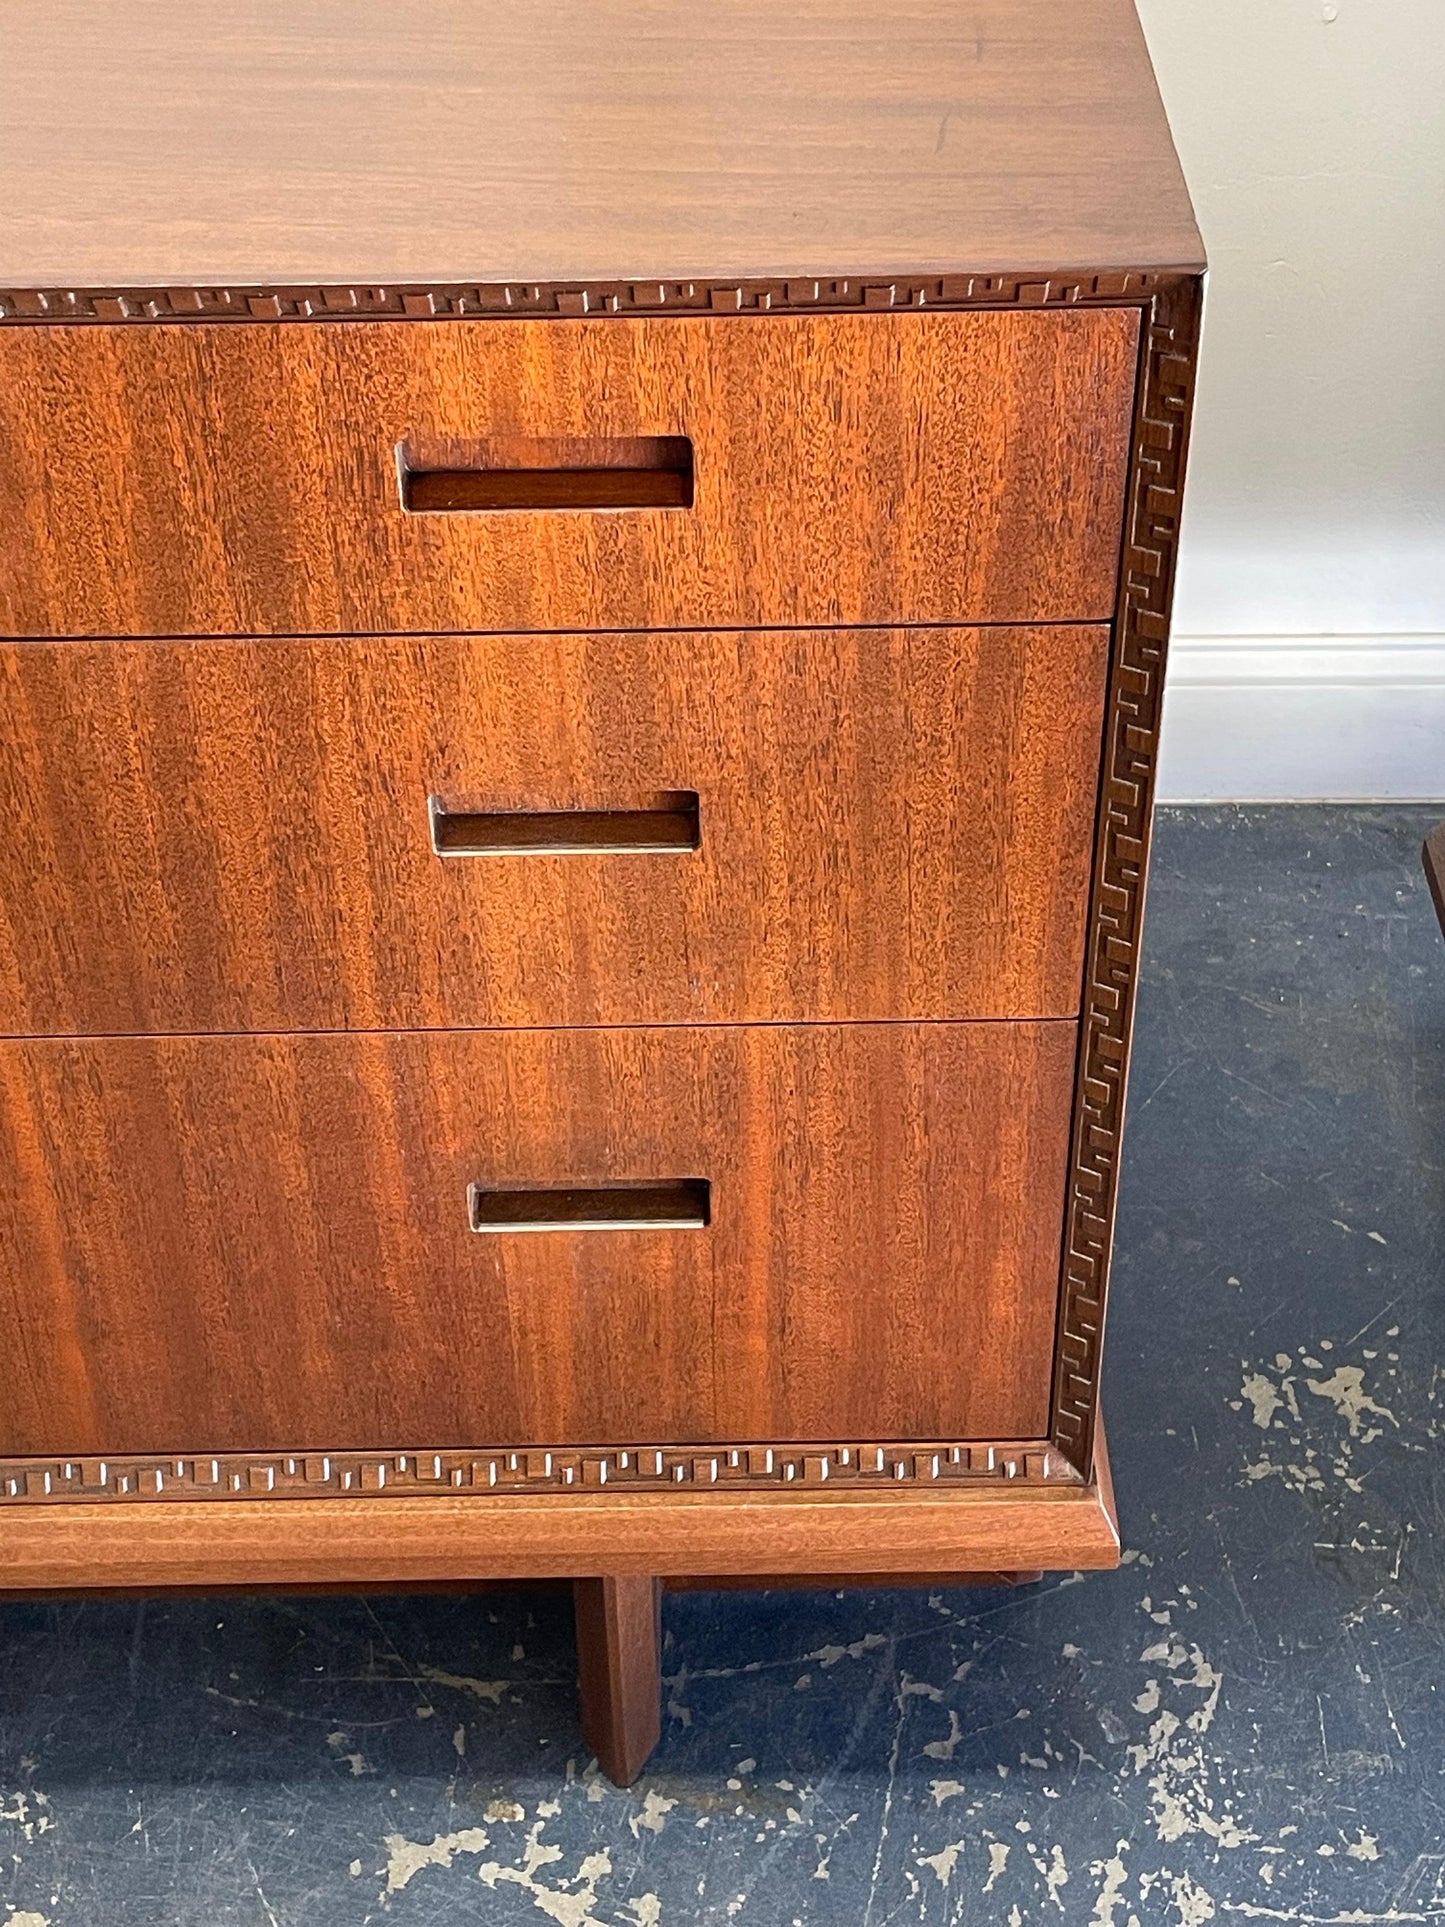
(626, 1898, 662, 1926)
(918, 1841, 965, 1888)
(930, 1779, 966, 1806)
(1126, 1632, 1257, 1850)
(922, 1710, 964, 1760)
(902, 1675, 945, 1704)
(417, 1667, 510, 1703)
(478, 1828, 612, 1927)
(1090, 1842, 1131, 1925)
(1305, 1365, 1398, 1440)
(1241, 1371, 1284, 1429)
(0, 1791, 53, 1842)
(382, 1826, 491, 1894)
(984, 1841, 1011, 1891)
(484, 1799, 525, 1823)
(1041, 1844, 1070, 1911)
(1217, 1906, 1425, 1922)
(629, 1790, 677, 1838)
(1345, 1830, 1381, 1861)
(1170, 1870, 1216, 1923)
(808, 1632, 887, 1668)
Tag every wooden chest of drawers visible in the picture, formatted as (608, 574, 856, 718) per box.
(0, 0, 1202, 1781)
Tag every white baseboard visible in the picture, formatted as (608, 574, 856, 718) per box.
(1157, 635, 1445, 802)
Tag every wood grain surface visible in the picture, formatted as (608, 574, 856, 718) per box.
(1424, 823, 1445, 937)
(574, 1576, 662, 1785)
(0, 1023, 1074, 1456)
(0, 1474, 1123, 1590)
(0, 310, 1138, 636)
(0, 627, 1108, 1033)
(0, 0, 1202, 288)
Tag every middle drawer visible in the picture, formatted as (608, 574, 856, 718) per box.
(0, 625, 1107, 1033)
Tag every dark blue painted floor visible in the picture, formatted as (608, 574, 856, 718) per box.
(3, 805, 1444, 1925)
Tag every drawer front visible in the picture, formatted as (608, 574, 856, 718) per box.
(0, 1023, 1073, 1456)
(0, 310, 1138, 636)
(0, 626, 1107, 1033)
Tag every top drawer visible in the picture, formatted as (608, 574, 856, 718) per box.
(0, 309, 1138, 637)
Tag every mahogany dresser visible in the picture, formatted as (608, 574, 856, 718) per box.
(0, 0, 1203, 1782)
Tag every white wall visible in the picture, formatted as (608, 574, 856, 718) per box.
(1135, 0, 1445, 799)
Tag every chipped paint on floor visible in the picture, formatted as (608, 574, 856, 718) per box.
(1, 805, 1444, 1924)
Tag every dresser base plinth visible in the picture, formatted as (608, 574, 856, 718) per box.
(0, 1429, 1119, 1591)
(0, 1427, 1118, 1784)
(0, 1466, 1119, 1592)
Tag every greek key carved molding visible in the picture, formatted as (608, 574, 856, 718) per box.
(0, 1440, 1078, 1506)
(0, 270, 1180, 326)
(1050, 274, 1203, 1479)
(0, 263, 1203, 1505)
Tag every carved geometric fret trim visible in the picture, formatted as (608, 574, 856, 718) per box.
(2, 1433, 1086, 1503)
(0, 270, 1181, 326)
(0, 258, 1202, 1503)
(1050, 273, 1204, 1479)
(0, 1440, 1080, 1506)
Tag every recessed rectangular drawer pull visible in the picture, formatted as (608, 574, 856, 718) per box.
(430, 793, 701, 856)
(401, 436, 694, 513)
(468, 1179, 711, 1233)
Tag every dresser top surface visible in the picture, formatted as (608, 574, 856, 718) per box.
(0, 0, 1203, 291)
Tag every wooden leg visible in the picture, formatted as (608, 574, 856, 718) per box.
(1424, 822, 1445, 937)
(573, 1575, 662, 1786)
(1005, 1570, 1044, 1586)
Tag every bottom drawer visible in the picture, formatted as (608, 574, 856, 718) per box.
(0, 1024, 1075, 1457)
